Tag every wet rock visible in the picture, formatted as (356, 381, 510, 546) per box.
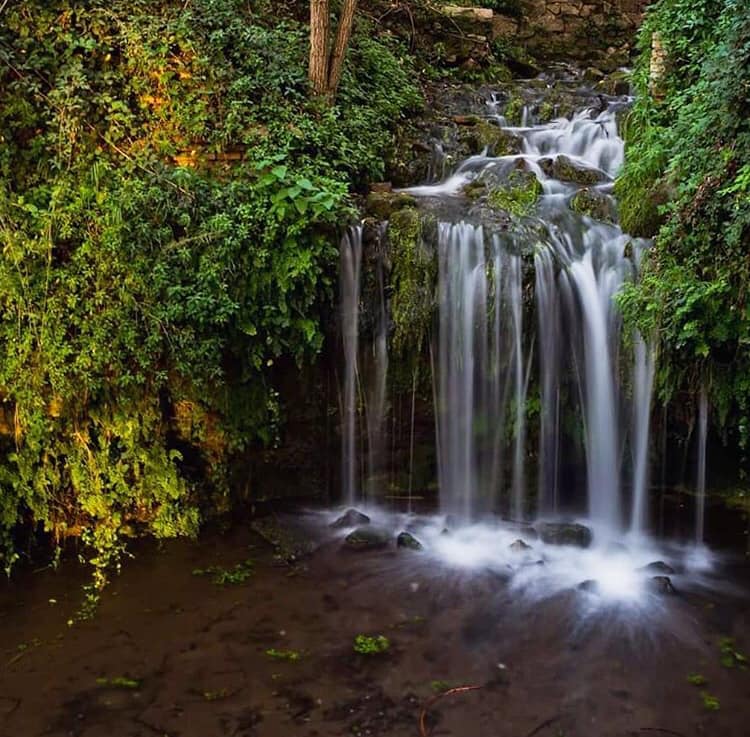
(509, 539, 532, 553)
(578, 579, 601, 594)
(647, 575, 677, 595)
(440, 527, 451, 536)
(486, 168, 542, 216)
(570, 187, 615, 223)
(330, 508, 371, 529)
(365, 191, 417, 220)
(552, 154, 604, 185)
(343, 526, 391, 551)
(397, 531, 424, 551)
(456, 119, 519, 156)
(639, 561, 676, 576)
(520, 525, 539, 540)
(537, 522, 593, 548)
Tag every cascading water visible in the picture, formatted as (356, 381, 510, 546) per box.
(696, 389, 708, 544)
(333, 73, 719, 605)
(403, 90, 656, 533)
(339, 226, 362, 505)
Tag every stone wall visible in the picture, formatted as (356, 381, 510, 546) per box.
(493, 0, 649, 68)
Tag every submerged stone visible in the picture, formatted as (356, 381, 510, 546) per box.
(509, 539, 532, 553)
(640, 561, 676, 576)
(343, 526, 390, 551)
(647, 575, 677, 595)
(578, 579, 601, 594)
(537, 522, 593, 548)
(396, 531, 423, 551)
(331, 508, 371, 529)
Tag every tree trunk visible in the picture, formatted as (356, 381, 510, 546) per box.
(309, 0, 330, 97)
(326, 0, 358, 98)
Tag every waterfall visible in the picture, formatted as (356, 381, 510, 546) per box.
(630, 334, 656, 534)
(365, 241, 389, 501)
(437, 222, 487, 520)
(696, 389, 708, 543)
(535, 246, 560, 515)
(340, 226, 362, 505)
(339, 78, 665, 541)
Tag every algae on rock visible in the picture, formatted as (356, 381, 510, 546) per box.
(388, 208, 437, 355)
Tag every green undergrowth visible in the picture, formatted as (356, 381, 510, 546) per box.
(616, 0, 750, 455)
(0, 0, 421, 586)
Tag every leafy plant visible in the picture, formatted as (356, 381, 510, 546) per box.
(0, 0, 422, 584)
(265, 648, 302, 661)
(353, 634, 390, 655)
(700, 691, 720, 711)
(192, 558, 255, 585)
(719, 637, 747, 669)
(687, 673, 707, 686)
(96, 676, 141, 689)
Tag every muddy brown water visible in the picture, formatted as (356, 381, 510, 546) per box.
(1, 515, 749, 737)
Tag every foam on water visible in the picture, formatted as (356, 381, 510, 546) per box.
(321, 506, 725, 610)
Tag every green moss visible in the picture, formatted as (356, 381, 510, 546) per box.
(353, 634, 390, 655)
(388, 208, 436, 354)
(473, 120, 514, 155)
(570, 188, 613, 222)
(487, 171, 542, 216)
(503, 96, 525, 125)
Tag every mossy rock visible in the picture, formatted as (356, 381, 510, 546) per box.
(552, 155, 604, 185)
(456, 119, 518, 156)
(570, 187, 615, 223)
(366, 191, 418, 220)
(463, 180, 488, 200)
(486, 169, 542, 216)
(537, 522, 593, 548)
(388, 208, 436, 354)
(343, 526, 391, 552)
(396, 531, 423, 550)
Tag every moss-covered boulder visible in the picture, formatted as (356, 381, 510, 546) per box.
(344, 526, 391, 552)
(455, 118, 519, 156)
(538, 522, 593, 548)
(486, 168, 542, 216)
(396, 531, 423, 550)
(366, 191, 418, 220)
(552, 155, 604, 185)
(331, 508, 371, 529)
(570, 187, 615, 223)
(388, 208, 436, 353)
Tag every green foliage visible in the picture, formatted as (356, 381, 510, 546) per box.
(353, 633, 390, 655)
(192, 557, 254, 585)
(0, 0, 422, 580)
(96, 676, 141, 689)
(487, 173, 542, 216)
(616, 0, 750, 450)
(687, 673, 707, 686)
(719, 637, 747, 669)
(700, 691, 720, 711)
(265, 648, 302, 661)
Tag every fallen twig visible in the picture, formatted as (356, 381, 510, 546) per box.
(640, 729, 688, 737)
(419, 685, 482, 737)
